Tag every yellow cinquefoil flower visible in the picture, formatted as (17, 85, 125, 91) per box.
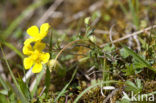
(24, 50, 50, 73)
(23, 42, 50, 73)
(23, 23, 50, 73)
(25, 23, 50, 45)
(23, 41, 45, 55)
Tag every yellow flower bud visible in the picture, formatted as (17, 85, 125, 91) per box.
(84, 17, 90, 25)
(89, 35, 96, 43)
(48, 59, 63, 72)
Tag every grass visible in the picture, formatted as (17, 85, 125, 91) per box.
(0, 0, 156, 103)
(1, 0, 51, 40)
(0, 45, 29, 103)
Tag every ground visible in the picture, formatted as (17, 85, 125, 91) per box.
(0, 0, 156, 103)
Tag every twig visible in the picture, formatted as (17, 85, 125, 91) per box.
(22, 68, 33, 82)
(94, 29, 116, 35)
(109, 24, 115, 45)
(30, 78, 37, 91)
(87, 66, 95, 73)
(49, 11, 63, 18)
(88, 70, 102, 76)
(64, 0, 104, 24)
(65, 95, 68, 103)
(128, 37, 133, 48)
(39, 86, 46, 96)
(29, 69, 45, 92)
(133, 35, 141, 51)
(5, 52, 16, 59)
(100, 84, 105, 97)
(142, 0, 156, 5)
(100, 25, 156, 47)
(56, 29, 116, 37)
(103, 88, 119, 103)
(37, 0, 64, 25)
(79, 70, 91, 81)
(0, 61, 7, 80)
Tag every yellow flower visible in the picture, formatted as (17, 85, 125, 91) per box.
(23, 41, 45, 55)
(34, 41, 46, 51)
(23, 44, 33, 55)
(26, 23, 50, 42)
(23, 41, 50, 73)
(24, 38, 34, 46)
(48, 59, 63, 72)
(23, 23, 50, 73)
(24, 50, 50, 73)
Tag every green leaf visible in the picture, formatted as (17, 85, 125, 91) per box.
(116, 98, 130, 103)
(125, 80, 138, 91)
(0, 45, 29, 103)
(0, 94, 10, 103)
(49, 29, 53, 59)
(8, 92, 16, 103)
(103, 44, 115, 53)
(73, 80, 118, 103)
(132, 57, 147, 71)
(55, 68, 78, 102)
(122, 64, 135, 76)
(0, 90, 8, 95)
(120, 48, 130, 58)
(44, 67, 51, 94)
(138, 37, 148, 49)
(18, 78, 31, 100)
(86, 29, 95, 36)
(122, 44, 156, 73)
(125, 79, 143, 94)
(135, 79, 143, 91)
(0, 74, 9, 91)
(2, 41, 24, 59)
(128, 0, 139, 29)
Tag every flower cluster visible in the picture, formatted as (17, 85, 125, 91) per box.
(23, 23, 50, 73)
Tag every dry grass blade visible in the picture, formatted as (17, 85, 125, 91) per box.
(100, 25, 156, 47)
(37, 0, 64, 25)
(64, 0, 104, 24)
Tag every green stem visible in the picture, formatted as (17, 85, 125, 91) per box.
(0, 45, 29, 103)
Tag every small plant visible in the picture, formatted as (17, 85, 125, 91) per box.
(23, 23, 50, 73)
(1, 1, 156, 102)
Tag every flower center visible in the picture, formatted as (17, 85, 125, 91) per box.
(31, 50, 42, 63)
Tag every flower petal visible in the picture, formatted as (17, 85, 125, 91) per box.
(40, 23, 50, 34)
(39, 23, 50, 40)
(32, 63, 42, 73)
(23, 44, 33, 55)
(27, 26, 39, 38)
(34, 41, 46, 51)
(24, 38, 34, 45)
(24, 57, 34, 69)
(31, 50, 41, 60)
(41, 53, 50, 64)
